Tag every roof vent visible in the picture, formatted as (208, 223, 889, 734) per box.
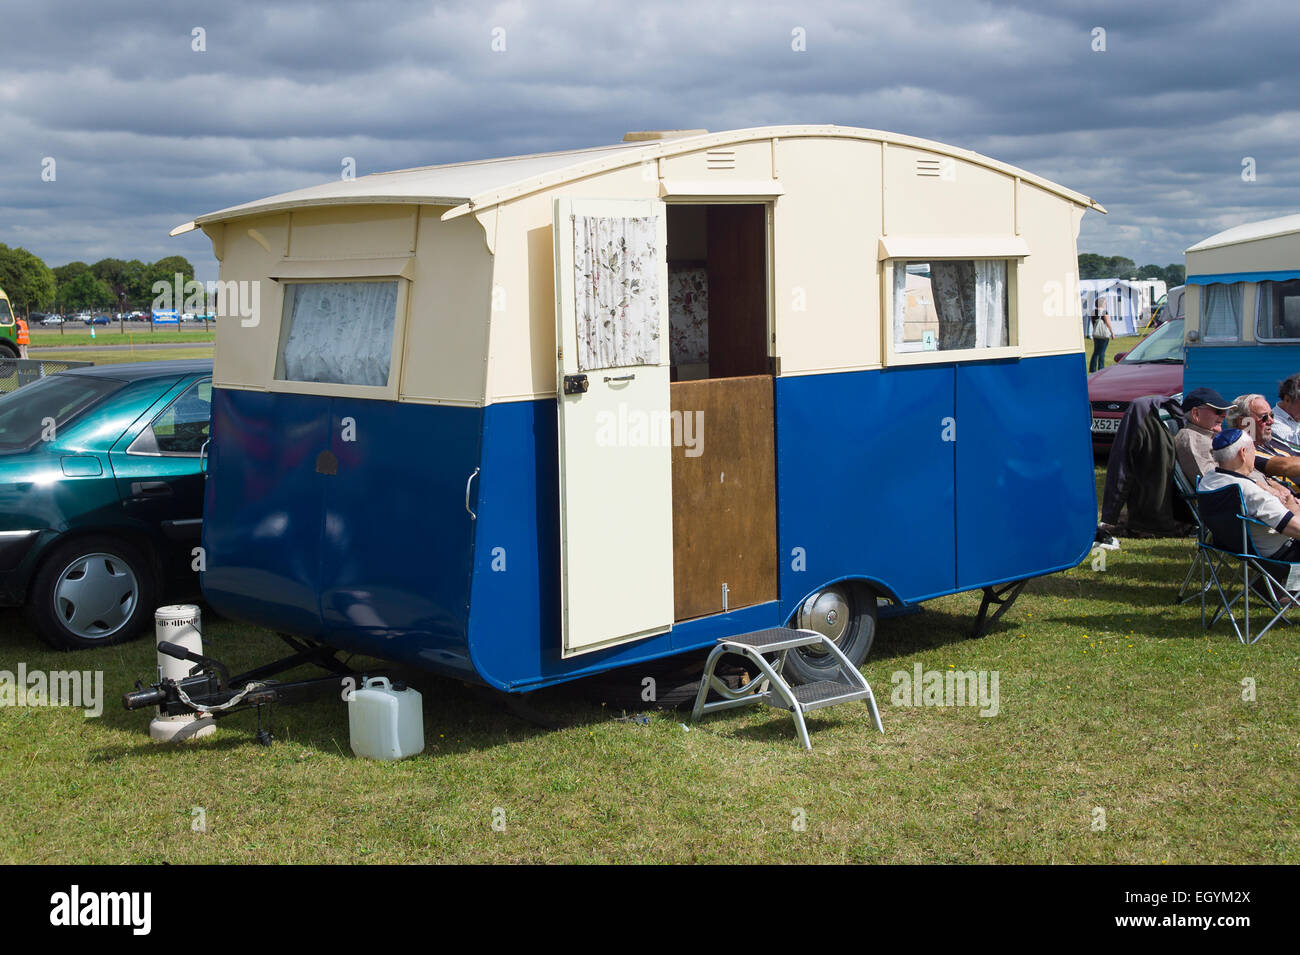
(623, 129, 708, 142)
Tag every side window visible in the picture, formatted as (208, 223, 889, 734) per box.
(1255, 279, 1300, 341)
(130, 379, 212, 455)
(891, 259, 1010, 354)
(275, 281, 399, 387)
(0, 299, 13, 326)
(1201, 282, 1244, 341)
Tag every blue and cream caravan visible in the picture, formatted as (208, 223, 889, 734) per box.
(1183, 214, 1300, 401)
(172, 125, 1103, 692)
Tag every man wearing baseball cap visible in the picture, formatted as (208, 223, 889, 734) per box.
(1199, 428, 1300, 560)
(1174, 387, 1234, 481)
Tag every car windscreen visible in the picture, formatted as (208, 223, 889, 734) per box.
(0, 374, 125, 452)
(1122, 319, 1185, 363)
(0, 298, 13, 325)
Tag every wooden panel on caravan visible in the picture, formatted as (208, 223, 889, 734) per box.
(671, 375, 778, 620)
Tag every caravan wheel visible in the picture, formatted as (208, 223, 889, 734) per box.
(782, 584, 877, 686)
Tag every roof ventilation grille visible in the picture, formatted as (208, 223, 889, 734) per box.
(706, 149, 737, 170)
(915, 157, 944, 178)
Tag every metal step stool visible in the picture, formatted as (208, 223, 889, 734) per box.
(690, 628, 883, 749)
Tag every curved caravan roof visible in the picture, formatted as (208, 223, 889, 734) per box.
(1186, 212, 1300, 279)
(174, 125, 1104, 234)
(190, 125, 1105, 408)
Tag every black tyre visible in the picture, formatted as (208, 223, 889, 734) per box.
(0, 340, 18, 360)
(781, 583, 877, 686)
(28, 536, 156, 650)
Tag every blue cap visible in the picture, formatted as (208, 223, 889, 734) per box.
(1212, 427, 1245, 450)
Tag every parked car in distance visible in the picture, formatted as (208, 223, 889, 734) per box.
(0, 360, 213, 648)
(1087, 318, 1185, 453)
(41, 315, 65, 325)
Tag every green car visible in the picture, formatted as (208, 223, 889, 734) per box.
(0, 360, 212, 648)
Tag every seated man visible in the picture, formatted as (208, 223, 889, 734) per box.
(1175, 387, 1300, 512)
(1200, 428, 1300, 561)
(1229, 393, 1300, 493)
(1271, 374, 1300, 447)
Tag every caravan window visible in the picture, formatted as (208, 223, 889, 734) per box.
(275, 281, 399, 387)
(1200, 282, 1244, 342)
(1255, 279, 1300, 341)
(891, 260, 1010, 354)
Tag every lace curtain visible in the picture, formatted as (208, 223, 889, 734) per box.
(574, 215, 661, 370)
(898, 260, 1006, 351)
(278, 281, 398, 387)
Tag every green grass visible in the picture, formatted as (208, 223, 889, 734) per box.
(1, 470, 1296, 864)
(28, 327, 214, 348)
(21, 346, 213, 366)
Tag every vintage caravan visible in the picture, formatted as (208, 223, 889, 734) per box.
(1184, 214, 1300, 401)
(172, 125, 1103, 693)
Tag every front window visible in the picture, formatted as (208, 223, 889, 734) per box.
(129, 379, 212, 455)
(0, 298, 13, 326)
(1255, 278, 1300, 341)
(892, 260, 1010, 354)
(275, 281, 399, 387)
(0, 374, 124, 453)
(1201, 282, 1244, 341)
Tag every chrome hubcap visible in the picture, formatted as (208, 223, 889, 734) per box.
(797, 587, 851, 657)
(53, 552, 138, 640)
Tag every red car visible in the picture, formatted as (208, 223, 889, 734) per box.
(1087, 318, 1184, 453)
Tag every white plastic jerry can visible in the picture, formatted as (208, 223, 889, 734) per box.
(346, 677, 425, 760)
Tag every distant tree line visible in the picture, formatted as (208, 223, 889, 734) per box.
(1078, 253, 1185, 287)
(0, 243, 195, 316)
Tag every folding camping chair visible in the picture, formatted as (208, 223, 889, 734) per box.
(1172, 464, 1226, 605)
(1196, 484, 1300, 644)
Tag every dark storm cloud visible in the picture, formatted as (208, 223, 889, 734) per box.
(2, 0, 1298, 278)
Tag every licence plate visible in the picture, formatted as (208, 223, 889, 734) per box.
(1091, 417, 1120, 434)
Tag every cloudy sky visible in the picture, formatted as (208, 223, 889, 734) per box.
(2, 0, 1297, 281)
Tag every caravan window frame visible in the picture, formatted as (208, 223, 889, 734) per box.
(1253, 278, 1300, 342)
(881, 257, 1021, 367)
(268, 276, 411, 401)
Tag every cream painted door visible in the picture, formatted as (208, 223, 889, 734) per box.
(554, 197, 673, 656)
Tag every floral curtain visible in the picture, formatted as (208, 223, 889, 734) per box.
(278, 280, 398, 386)
(931, 260, 978, 350)
(574, 215, 661, 370)
(668, 267, 708, 365)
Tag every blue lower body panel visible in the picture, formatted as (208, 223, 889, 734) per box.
(201, 389, 483, 679)
(203, 354, 1095, 692)
(1184, 344, 1300, 410)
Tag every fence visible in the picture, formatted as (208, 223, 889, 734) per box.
(0, 358, 94, 394)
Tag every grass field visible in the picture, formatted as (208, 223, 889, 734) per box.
(1, 338, 1293, 864)
(27, 326, 215, 348)
(1, 475, 1295, 864)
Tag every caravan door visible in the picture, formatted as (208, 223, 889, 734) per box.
(553, 198, 673, 656)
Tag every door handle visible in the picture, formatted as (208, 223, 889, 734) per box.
(603, 374, 636, 383)
(130, 481, 172, 498)
(465, 467, 480, 521)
